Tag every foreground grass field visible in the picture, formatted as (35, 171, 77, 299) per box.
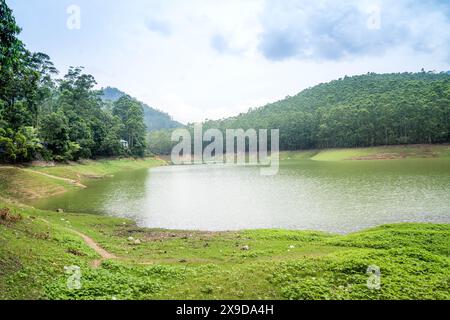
(0, 149, 449, 300)
(1, 202, 448, 300)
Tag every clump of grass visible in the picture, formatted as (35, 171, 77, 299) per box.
(44, 261, 186, 300)
(270, 225, 450, 300)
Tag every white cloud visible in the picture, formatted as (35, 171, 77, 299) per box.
(257, 0, 450, 61)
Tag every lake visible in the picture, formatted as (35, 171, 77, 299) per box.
(33, 159, 450, 234)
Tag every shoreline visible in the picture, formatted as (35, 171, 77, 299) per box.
(1, 150, 449, 300)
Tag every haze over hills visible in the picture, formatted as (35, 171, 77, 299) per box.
(101, 87, 183, 132)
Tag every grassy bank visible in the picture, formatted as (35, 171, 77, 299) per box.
(1, 202, 448, 300)
(280, 144, 450, 161)
(0, 158, 165, 202)
(0, 152, 449, 300)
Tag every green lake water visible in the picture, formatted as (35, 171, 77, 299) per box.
(33, 159, 450, 233)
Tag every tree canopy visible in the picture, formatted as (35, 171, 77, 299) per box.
(0, 1, 151, 162)
(148, 72, 450, 154)
(204, 72, 450, 151)
(101, 87, 183, 132)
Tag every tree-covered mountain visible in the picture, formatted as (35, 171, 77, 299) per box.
(149, 72, 450, 154)
(101, 87, 182, 132)
(203, 72, 450, 150)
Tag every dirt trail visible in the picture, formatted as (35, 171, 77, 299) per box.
(69, 229, 117, 268)
(0, 166, 87, 188)
(39, 218, 116, 268)
(69, 229, 117, 259)
(65, 228, 118, 268)
(20, 168, 87, 188)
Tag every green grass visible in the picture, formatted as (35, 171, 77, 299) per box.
(0, 167, 77, 202)
(280, 144, 450, 161)
(0, 157, 165, 203)
(31, 158, 166, 182)
(312, 149, 375, 161)
(0, 201, 448, 300)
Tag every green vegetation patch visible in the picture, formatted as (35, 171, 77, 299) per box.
(309, 145, 450, 161)
(1, 200, 448, 300)
(44, 260, 186, 300)
(32, 158, 165, 182)
(0, 167, 77, 202)
(270, 247, 449, 300)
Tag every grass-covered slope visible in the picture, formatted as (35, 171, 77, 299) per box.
(30, 158, 165, 182)
(0, 202, 448, 300)
(0, 158, 165, 203)
(280, 144, 450, 161)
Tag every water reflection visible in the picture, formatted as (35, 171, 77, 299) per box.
(34, 159, 450, 233)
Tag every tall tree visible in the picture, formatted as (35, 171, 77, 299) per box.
(113, 96, 147, 156)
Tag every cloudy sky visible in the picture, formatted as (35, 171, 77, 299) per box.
(8, 0, 450, 123)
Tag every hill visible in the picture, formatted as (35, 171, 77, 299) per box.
(101, 87, 183, 132)
(204, 72, 450, 150)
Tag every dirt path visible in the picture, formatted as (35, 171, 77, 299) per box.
(20, 168, 87, 188)
(0, 166, 87, 188)
(39, 218, 116, 268)
(64, 227, 117, 268)
(69, 229, 116, 260)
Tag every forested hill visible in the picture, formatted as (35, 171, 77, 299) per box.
(204, 72, 450, 150)
(1, 0, 167, 163)
(101, 87, 182, 132)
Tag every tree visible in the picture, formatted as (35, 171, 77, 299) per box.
(0, 0, 26, 104)
(0, 126, 41, 163)
(39, 112, 74, 161)
(113, 96, 147, 156)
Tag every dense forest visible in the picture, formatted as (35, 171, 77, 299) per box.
(0, 2, 163, 163)
(102, 87, 182, 132)
(149, 72, 450, 154)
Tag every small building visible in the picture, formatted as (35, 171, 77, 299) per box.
(120, 139, 129, 149)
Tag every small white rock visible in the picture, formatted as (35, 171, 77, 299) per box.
(134, 239, 142, 245)
(127, 236, 135, 242)
(289, 245, 295, 249)
(241, 245, 250, 251)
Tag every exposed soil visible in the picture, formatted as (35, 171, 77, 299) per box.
(349, 145, 442, 160)
(114, 225, 233, 242)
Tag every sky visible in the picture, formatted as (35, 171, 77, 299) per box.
(7, 0, 450, 124)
